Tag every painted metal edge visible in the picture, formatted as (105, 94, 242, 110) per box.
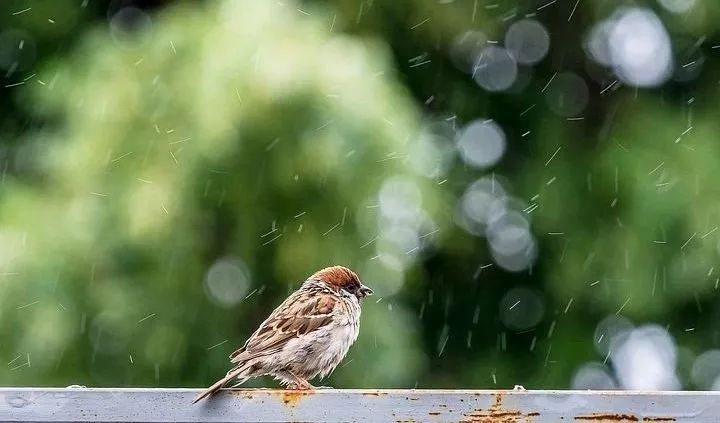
(1, 388, 718, 422)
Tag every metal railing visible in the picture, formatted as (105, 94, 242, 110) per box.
(2, 387, 718, 422)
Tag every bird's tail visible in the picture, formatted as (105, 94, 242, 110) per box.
(193, 364, 249, 404)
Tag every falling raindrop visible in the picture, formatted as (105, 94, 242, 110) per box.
(0, 30, 36, 72)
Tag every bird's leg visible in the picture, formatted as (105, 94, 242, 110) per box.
(282, 370, 314, 390)
(287, 379, 314, 390)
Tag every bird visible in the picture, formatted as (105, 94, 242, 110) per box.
(193, 265, 373, 403)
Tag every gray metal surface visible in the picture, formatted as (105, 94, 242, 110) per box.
(1, 387, 718, 422)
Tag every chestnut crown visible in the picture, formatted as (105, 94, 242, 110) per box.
(311, 265, 373, 299)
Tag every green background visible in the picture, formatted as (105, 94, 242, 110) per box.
(1, 0, 719, 390)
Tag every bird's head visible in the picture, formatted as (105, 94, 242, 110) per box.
(311, 265, 373, 300)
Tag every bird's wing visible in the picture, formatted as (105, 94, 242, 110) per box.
(229, 289, 339, 363)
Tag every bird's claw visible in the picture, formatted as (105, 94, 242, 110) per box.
(286, 382, 315, 390)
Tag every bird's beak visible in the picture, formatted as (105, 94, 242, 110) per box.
(357, 284, 373, 299)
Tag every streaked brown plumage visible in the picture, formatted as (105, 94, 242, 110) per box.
(193, 265, 372, 403)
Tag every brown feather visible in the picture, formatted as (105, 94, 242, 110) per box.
(229, 289, 338, 364)
(311, 265, 360, 289)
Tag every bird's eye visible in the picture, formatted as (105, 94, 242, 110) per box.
(346, 282, 359, 293)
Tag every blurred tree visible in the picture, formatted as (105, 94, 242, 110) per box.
(2, 0, 720, 391)
(0, 0, 444, 387)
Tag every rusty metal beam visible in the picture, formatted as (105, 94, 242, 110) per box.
(1, 388, 717, 422)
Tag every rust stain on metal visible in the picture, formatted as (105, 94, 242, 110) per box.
(574, 414, 674, 422)
(229, 391, 255, 400)
(271, 390, 313, 407)
(461, 409, 540, 422)
(461, 392, 540, 423)
(574, 414, 639, 422)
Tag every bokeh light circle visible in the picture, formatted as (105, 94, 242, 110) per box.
(571, 363, 618, 389)
(488, 210, 536, 272)
(545, 72, 589, 117)
(473, 46, 518, 92)
(691, 350, 720, 390)
(204, 258, 251, 307)
(608, 8, 673, 87)
(594, 314, 634, 356)
(450, 31, 488, 74)
(610, 324, 680, 390)
(378, 176, 423, 222)
(499, 287, 545, 330)
(505, 19, 550, 65)
(456, 120, 506, 169)
(109, 7, 154, 48)
(658, 0, 696, 14)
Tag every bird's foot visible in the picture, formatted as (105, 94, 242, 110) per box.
(286, 378, 314, 390)
(277, 369, 315, 390)
(286, 382, 315, 390)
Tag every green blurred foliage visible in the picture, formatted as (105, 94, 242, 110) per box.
(2, 0, 720, 390)
(1, 0, 441, 387)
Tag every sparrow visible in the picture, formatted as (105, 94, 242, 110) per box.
(193, 265, 373, 403)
